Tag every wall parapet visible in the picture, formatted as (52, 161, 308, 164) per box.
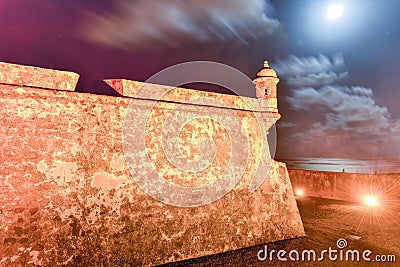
(103, 79, 278, 114)
(0, 62, 278, 115)
(0, 62, 79, 91)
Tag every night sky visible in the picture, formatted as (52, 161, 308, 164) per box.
(1, 0, 400, 161)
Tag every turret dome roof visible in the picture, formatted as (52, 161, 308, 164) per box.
(256, 61, 277, 78)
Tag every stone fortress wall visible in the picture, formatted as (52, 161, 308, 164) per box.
(0, 61, 304, 266)
(289, 169, 400, 203)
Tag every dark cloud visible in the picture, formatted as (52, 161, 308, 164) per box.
(278, 84, 400, 159)
(273, 51, 400, 159)
(281, 120, 400, 159)
(280, 124, 373, 159)
(286, 85, 390, 134)
(81, 0, 283, 49)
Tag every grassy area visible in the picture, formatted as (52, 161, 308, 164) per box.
(161, 197, 399, 266)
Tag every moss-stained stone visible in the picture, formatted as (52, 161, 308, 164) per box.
(0, 75, 304, 266)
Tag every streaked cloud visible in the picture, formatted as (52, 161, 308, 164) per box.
(286, 71, 348, 88)
(81, 0, 283, 49)
(272, 53, 345, 77)
(277, 122, 297, 128)
(271, 53, 347, 88)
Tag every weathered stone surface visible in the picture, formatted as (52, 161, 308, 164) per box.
(0, 58, 304, 266)
(0, 62, 79, 91)
(0, 78, 304, 265)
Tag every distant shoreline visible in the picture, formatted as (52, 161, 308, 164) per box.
(278, 157, 400, 175)
(286, 167, 400, 176)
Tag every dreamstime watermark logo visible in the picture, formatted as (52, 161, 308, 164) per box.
(122, 61, 277, 207)
(257, 238, 396, 263)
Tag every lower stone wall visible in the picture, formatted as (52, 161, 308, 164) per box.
(0, 83, 304, 266)
(289, 170, 400, 203)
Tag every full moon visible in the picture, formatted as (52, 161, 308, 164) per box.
(327, 4, 343, 19)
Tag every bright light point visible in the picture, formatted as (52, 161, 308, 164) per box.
(363, 195, 379, 207)
(295, 189, 305, 197)
(327, 4, 343, 19)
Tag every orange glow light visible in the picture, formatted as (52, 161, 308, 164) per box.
(363, 195, 379, 207)
(295, 189, 305, 197)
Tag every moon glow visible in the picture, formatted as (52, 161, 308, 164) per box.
(327, 4, 343, 19)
